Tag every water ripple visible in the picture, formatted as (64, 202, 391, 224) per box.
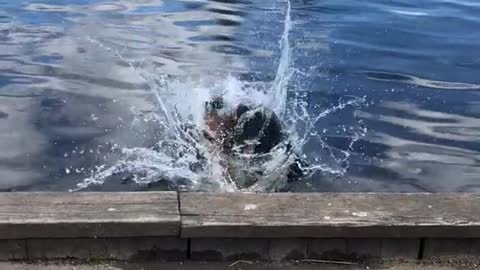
(1, 0, 480, 192)
(365, 71, 480, 90)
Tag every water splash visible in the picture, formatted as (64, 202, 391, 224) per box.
(270, 0, 292, 118)
(73, 0, 366, 192)
(285, 92, 367, 178)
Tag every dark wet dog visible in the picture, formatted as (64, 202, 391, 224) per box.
(204, 98, 307, 190)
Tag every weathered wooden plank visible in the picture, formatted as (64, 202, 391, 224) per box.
(308, 239, 347, 260)
(0, 192, 180, 239)
(180, 192, 480, 238)
(269, 239, 307, 260)
(381, 239, 420, 259)
(190, 238, 269, 261)
(27, 237, 187, 261)
(347, 239, 382, 259)
(0, 192, 174, 205)
(423, 239, 473, 258)
(0, 240, 26, 260)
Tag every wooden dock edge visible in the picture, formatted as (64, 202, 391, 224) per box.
(1, 192, 480, 262)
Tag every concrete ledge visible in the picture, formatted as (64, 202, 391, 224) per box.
(0, 192, 479, 261)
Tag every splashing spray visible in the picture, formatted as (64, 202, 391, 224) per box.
(73, 0, 366, 192)
(270, 0, 292, 118)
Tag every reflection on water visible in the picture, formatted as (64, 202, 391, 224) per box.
(351, 102, 480, 192)
(1, 0, 480, 192)
(365, 71, 480, 90)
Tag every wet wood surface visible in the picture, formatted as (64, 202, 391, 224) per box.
(2, 192, 480, 240)
(0, 192, 180, 239)
(180, 192, 480, 238)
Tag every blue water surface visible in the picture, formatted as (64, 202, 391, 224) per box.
(1, 0, 480, 192)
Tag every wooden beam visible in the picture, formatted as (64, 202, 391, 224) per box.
(180, 192, 480, 238)
(0, 192, 180, 239)
(2, 192, 480, 240)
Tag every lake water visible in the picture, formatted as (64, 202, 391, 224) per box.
(1, 0, 480, 192)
